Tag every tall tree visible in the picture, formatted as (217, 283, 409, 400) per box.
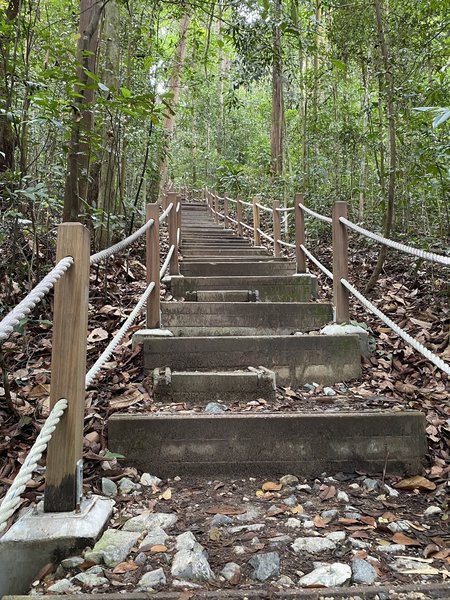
(270, 0, 284, 178)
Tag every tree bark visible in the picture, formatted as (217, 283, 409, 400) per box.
(270, 0, 284, 178)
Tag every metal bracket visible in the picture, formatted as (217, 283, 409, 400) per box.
(76, 459, 83, 511)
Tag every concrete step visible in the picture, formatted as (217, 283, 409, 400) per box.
(180, 256, 284, 263)
(160, 301, 332, 336)
(108, 410, 427, 477)
(185, 290, 260, 302)
(138, 333, 361, 386)
(169, 274, 317, 302)
(182, 248, 269, 256)
(151, 366, 276, 403)
(180, 261, 296, 277)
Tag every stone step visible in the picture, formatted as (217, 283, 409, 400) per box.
(181, 239, 252, 246)
(160, 302, 332, 336)
(185, 290, 259, 302)
(138, 333, 361, 386)
(169, 275, 317, 302)
(180, 256, 284, 263)
(180, 261, 296, 277)
(182, 248, 269, 256)
(151, 366, 276, 404)
(108, 411, 427, 477)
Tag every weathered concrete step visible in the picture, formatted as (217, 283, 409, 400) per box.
(180, 261, 296, 277)
(170, 275, 317, 302)
(182, 248, 269, 256)
(185, 290, 259, 302)
(181, 239, 252, 246)
(180, 256, 284, 263)
(108, 411, 427, 477)
(152, 366, 276, 403)
(140, 334, 361, 385)
(160, 302, 332, 335)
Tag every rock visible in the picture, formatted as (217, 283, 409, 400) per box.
(326, 531, 346, 542)
(221, 562, 241, 584)
(47, 579, 80, 594)
(344, 511, 362, 520)
(352, 557, 377, 584)
(296, 484, 312, 493)
(118, 477, 138, 494)
(134, 552, 147, 566)
(84, 529, 140, 567)
(424, 506, 442, 517)
(280, 474, 299, 486)
(277, 575, 295, 587)
(284, 495, 298, 507)
(390, 557, 430, 572)
(171, 539, 214, 582)
(299, 563, 351, 587)
(54, 565, 65, 580)
(303, 520, 315, 529)
(204, 402, 227, 414)
(337, 491, 349, 503)
(286, 518, 302, 529)
(137, 568, 166, 591)
(176, 531, 197, 550)
(139, 526, 169, 548)
(292, 536, 336, 554)
(362, 478, 379, 492)
(235, 505, 261, 522)
(123, 512, 177, 532)
(349, 538, 369, 549)
(172, 580, 202, 589)
(211, 514, 232, 527)
(101, 477, 117, 498)
(376, 544, 406, 553)
(323, 387, 336, 396)
(269, 535, 292, 547)
(61, 556, 84, 569)
(233, 545, 246, 555)
(73, 572, 108, 587)
(383, 483, 399, 497)
(248, 552, 280, 581)
(85, 565, 104, 574)
(321, 509, 339, 521)
(140, 473, 162, 487)
(387, 520, 411, 533)
(229, 523, 265, 534)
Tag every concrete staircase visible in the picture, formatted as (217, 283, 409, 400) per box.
(109, 200, 426, 477)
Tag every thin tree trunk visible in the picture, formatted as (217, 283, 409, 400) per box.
(270, 0, 284, 178)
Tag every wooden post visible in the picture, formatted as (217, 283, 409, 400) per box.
(146, 203, 160, 328)
(168, 191, 180, 275)
(332, 201, 349, 323)
(214, 192, 219, 224)
(252, 198, 261, 246)
(223, 196, 229, 228)
(44, 223, 90, 512)
(176, 194, 182, 247)
(272, 200, 281, 257)
(295, 193, 306, 273)
(237, 196, 243, 237)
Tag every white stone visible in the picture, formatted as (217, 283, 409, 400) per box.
(47, 579, 80, 594)
(123, 512, 177, 532)
(137, 568, 166, 591)
(299, 563, 351, 587)
(171, 544, 214, 582)
(140, 473, 162, 487)
(229, 523, 265, 534)
(176, 531, 197, 550)
(337, 491, 349, 503)
(61, 556, 84, 569)
(291, 536, 336, 554)
(286, 518, 302, 529)
(280, 474, 299, 486)
(221, 562, 241, 583)
(376, 544, 406, 553)
(84, 529, 140, 567)
(139, 526, 169, 548)
(73, 572, 108, 587)
(424, 506, 442, 517)
(326, 531, 346, 542)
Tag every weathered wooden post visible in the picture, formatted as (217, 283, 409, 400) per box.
(332, 201, 349, 323)
(272, 200, 281, 257)
(168, 191, 180, 275)
(295, 193, 306, 273)
(146, 203, 160, 328)
(44, 223, 90, 512)
(214, 192, 219, 224)
(237, 196, 243, 237)
(224, 196, 229, 228)
(252, 198, 261, 246)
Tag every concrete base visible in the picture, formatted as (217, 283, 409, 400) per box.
(0, 495, 114, 597)
(185, 290, 259, 302)
(132, 328, 173, 349)
(108, 411, 427, 477)
(180, 261, 296, 277)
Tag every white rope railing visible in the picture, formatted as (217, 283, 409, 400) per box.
(227, 216, 238, 225)
(159, 202, 174, 223)
(85, 280, 156, 387)
(299, 203, 332, 225)
(300, 244, 333, 280)
(160, 245, 175, 279)
(278, 239, 295, 249)
(340, 217, 450, 266)
(90, 219, 155, 265)
(177, 228, 180, 245)
(276, 207, 294, 213)
(255, 202, 273, 214)
(176, 203, 180, 213)
(240, 200, 253, 208)
(226, 197, 237, 204)
(0, 398, 68, 532)
(257, 228, 275, 243)
(341, 278, 450, 376)
(0, 257, 74, 342)
(241, 221, 253, 232)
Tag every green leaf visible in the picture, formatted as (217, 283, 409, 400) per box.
(103, 451, 125, 460)
(120, 86, 132, 98)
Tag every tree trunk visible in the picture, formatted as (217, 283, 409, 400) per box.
(270, 0, 284, 178)
(366, 0, 396, 292)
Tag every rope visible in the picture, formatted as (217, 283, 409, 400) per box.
(160, 245, 175, 279)
(299, 203, 332, 225)
(341, 278, 450, 377)
(340, 217, 450, 266)
(255, 202, 273, 214)
(0, 257, 74, 343)
(240, 200, 253, 208)
(176, 203, 180, 213)
(300, 244, 333, 280)
(276, 207, 294, 213)
(257, 228, 274, 243)
(226, 197, 237, 204)
(85, 281, 155, 387)
(159, 203, 174, 223)
(241, 222, 253, 232)
(278, 239, 296, 248)
(90, 219, 154, 265)
(177, 228, 180, 245)
(227, 216, 238, 225)
(0, 398, 68, 531)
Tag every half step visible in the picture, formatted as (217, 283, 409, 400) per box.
(138, 333, 361, 386)
(151, 366, 276, 404)
(160, 301, 332, 336)
(185, 290, 260, 302)
(108, 411, 427, 477)
(180, 261, 296, 277)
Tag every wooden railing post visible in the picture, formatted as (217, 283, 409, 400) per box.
(332, 201, 349, 323)
(44, 223, 90, 512)
(214, 192, 219, 224)
(168, 191, 180, 275)
(224, 196, 229, 228)
(252, 197, 261, 246)
(272, 200, 281, 257)
(237, 196, 243, 237)
(295, 193, 306, 273)
(146, 203, 160, 328)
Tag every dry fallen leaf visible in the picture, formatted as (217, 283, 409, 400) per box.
(319, 485, 336, 500)
(291, 504, 304, 515)
(87, 327, 108, 342)
(313, 515, 327, 528)
(392, 532, 421, 546)
(112, 561, 138, 574)
(206, 505, 246, 515)
(395, 476, 436, 491)
(150, 545, 168, 553)
(208, 528, 221, 541)
(159, 488, 172, 500)
(262, 481, 282, 491)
